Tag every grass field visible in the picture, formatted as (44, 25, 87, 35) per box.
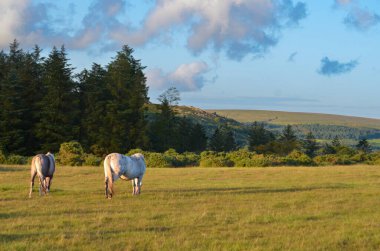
(2, 165, 380, 250)
(208, 109, 380, 129)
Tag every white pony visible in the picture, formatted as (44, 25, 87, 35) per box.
(104, 153, 146, 199)
(29, 152, 55, 198)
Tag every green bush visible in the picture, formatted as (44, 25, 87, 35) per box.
(83, 154, 102, 166)
(0, 150, 6, 164)
(200, 151, 233, 167)
(227, 149, 255, 167)
(145, 153, 173, 168)
(284, 150, 314, 166)
(58, 141, 84, 166)
(249, 154, 283, 167)
(179, 152, 200, 166)
(313, 154, 354, 166)
(6, 154, 28, 165)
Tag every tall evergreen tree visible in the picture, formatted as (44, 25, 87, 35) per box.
(104, 45, 149, 152)
(303, 131, 318, 157)
(208, 127, 225, 152)
(78, 63, 109, 155)
(209, 125, 236, 152)
(356, 138, 371, 153)
(35, 46, 79, 152)
(331, 135, 341, 148)
(0, 40, 28, 154)
(149, 98, 177, 152)
(188, 123, 208, 152)
(277, 124, 299, 155)
(248, 122, 275, 151)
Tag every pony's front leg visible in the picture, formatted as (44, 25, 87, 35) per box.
(29, 172, 37, 198)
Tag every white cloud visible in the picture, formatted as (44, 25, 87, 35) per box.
(111, 0, 307, 60)
(0, 0, 29, 47)
(146, 61, 210, 91)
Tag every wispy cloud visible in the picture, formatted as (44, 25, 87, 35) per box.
(344, 7, 380, 31)
(288, 51, 298, 62)
(146, 62, 210, 91)
(318, 57, 358, 76)
(334, 0, 380, 31)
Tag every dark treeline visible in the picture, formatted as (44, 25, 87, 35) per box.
(0, 40, 211, 156)
(0, 40, 374, 158)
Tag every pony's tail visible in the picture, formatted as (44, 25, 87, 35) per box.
(104, 155, 113, 196)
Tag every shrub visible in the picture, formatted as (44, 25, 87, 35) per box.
(179, 152, 200, 167)
(6, 154, 28, 165)
(284, 150, 314, 166)
(0, 150, 6, 164)
(249, 154, 283, 167)
(145, 153, 173, 168)
(83, 154, 102, 166)
(58, 141, 84, 166)
(200, 151, 233, 167)
(227, 149, 255, 167)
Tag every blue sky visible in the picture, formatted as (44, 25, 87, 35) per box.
(1, 0, 379, 118)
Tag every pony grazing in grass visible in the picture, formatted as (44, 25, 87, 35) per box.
(29, 152, 55, 198)
(104, 153, 146, 199)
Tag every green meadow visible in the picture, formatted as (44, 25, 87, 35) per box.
(1, 165, 380, 250)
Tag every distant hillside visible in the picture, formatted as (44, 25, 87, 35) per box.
(146, 105, 380, 149)
(207, 110, 380, 129)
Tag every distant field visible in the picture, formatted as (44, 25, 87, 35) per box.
(2, 165, 380, 250)
(208, 109, 380, 129)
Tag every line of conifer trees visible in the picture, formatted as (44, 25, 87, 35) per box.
(0, 40, 213, 156)
(0, 40, 372, 157)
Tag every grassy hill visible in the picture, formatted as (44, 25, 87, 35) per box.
(207, 109, 380, 129)
(146, 105, 380, 148)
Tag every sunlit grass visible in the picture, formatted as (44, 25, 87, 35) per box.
(1, 165, 380, 250)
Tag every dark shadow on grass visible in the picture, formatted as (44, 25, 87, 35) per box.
(0, 166, 26, 172)
(135, 226, 171, 232)
(147, 183, 354, 195)
(0, 233, 42, 242)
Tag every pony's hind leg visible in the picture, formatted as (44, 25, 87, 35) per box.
(131, 179, 136, 195)
(136, 177, 142, 195)
(105, 178, 109, 199)
(29, 172, 37, 198)
(38, 176, 45, 196)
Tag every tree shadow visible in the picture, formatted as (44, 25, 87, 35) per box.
(148, 183, 354, 195)
(0, 166, 26, 172)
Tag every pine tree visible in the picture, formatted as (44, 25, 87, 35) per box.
(104, 45, 148, 152)
(208, 125, 236, 152)
(356, 138, 371, 153)
(174, 117, 193, 153)
(189, 123, 208, 152)
(278, 124, 299, 155)
(331, 135, 341, 148)
(248, 122, 274, 151)
(208, 127, 225, 152)
(78, 63, 109, 155)
(35, 46, 79, 152)
(149, 98, 177, 152)
(303, 131, 318, 157)
(0, 40, 27, 154)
